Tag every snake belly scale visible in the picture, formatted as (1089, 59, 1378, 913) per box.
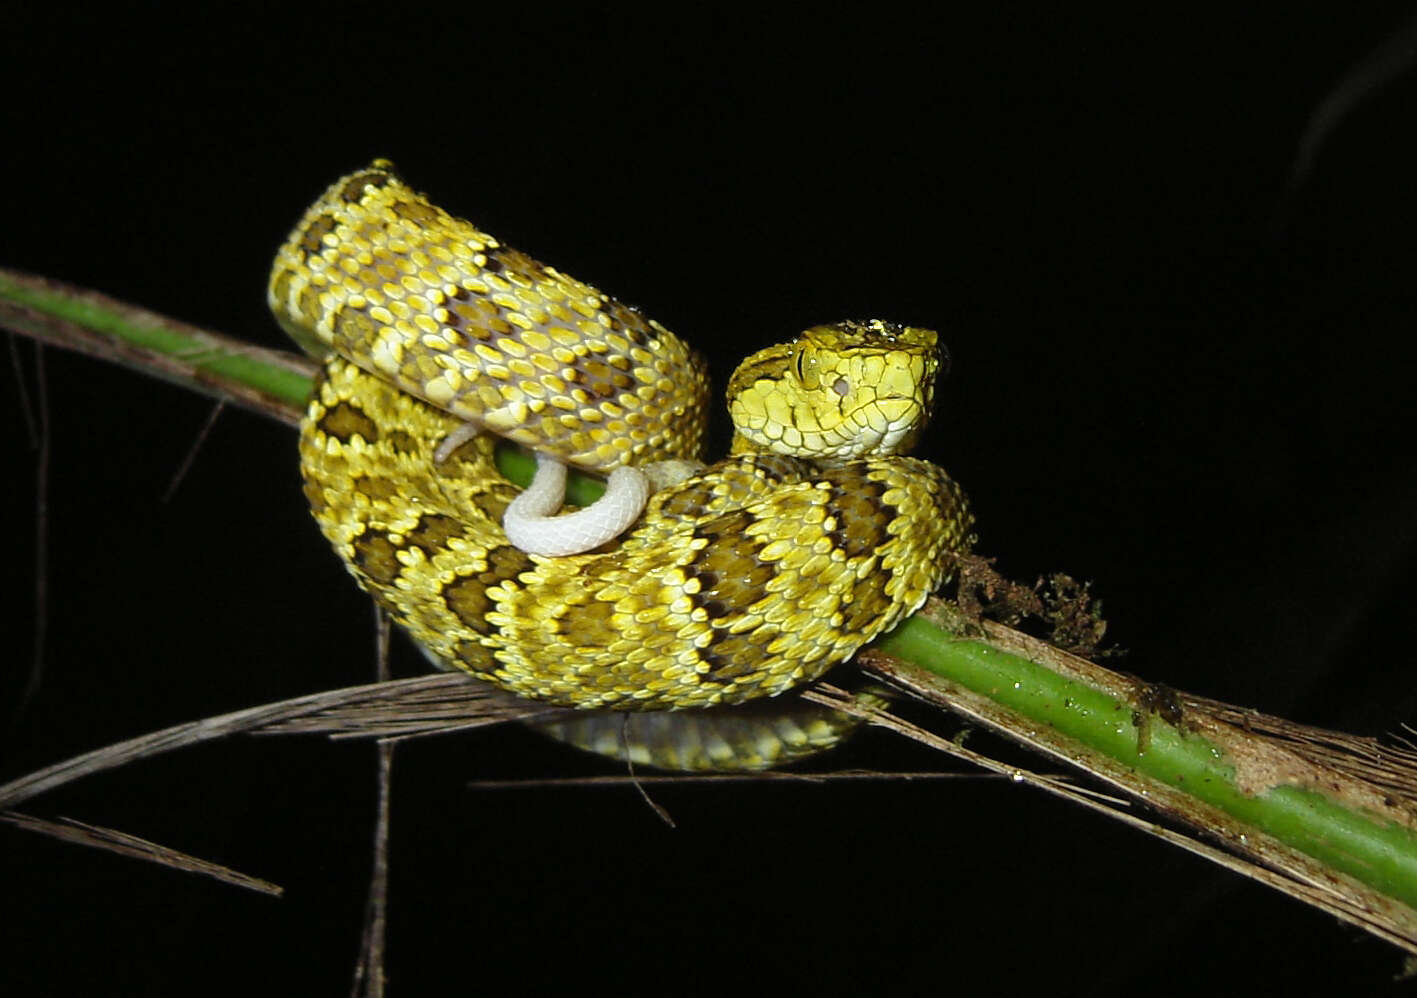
(276, 161, 974, 712)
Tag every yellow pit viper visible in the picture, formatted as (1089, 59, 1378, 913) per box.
(271, 160, 973, 725)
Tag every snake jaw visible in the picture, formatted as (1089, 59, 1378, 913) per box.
(853, 395, 922, 450)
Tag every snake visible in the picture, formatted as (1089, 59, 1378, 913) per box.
(270, 161, 974, 728)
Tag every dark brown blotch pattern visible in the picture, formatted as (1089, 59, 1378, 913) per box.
(820, 469, 894, 559)
(450, 637, 498, 672)
(696, 627, 780, 681)
(838, 577, 894, 634)
(686, 510, 780, 674)
(389, 198, 440, 225)
(658, 479, 720, 521)
(333, 303, 378, 355)
(466, 485, 514, 523)
(487, 247, 547, 284)
(403, 513, 463, 557)
(319, 401, 379, 444)
(339, 166, 395, 202)
(443, 544, 535, 636)
(299, 213, 339, 257)
(384, 429, 419, 455)
(747, 454, 808, 484)
(351, 530, 401, 586)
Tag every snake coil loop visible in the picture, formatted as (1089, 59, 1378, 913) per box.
(277, 162, 974, 718)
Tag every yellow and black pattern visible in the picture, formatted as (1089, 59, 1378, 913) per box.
(536, 684, 895, 771)
(299, 355, 971, 709)
(282, 162, 974, 714)
(270, 159, 710, 473)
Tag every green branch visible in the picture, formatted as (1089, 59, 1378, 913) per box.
(6, 265, 1417, 954)
(879, 613, 1417, 913)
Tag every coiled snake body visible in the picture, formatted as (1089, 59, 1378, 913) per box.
(273, 162, 973, 716)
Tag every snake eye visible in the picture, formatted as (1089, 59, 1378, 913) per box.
(793, 348, 807, 382)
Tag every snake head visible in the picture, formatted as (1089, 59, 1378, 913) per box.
(726, 320, 943, 460)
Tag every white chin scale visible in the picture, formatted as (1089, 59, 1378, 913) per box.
(503, 453, 651, 557)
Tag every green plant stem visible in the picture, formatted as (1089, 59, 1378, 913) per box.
(878, 616, 1417, 910)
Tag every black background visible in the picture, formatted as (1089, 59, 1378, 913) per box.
(4, 5, 1417, 994)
